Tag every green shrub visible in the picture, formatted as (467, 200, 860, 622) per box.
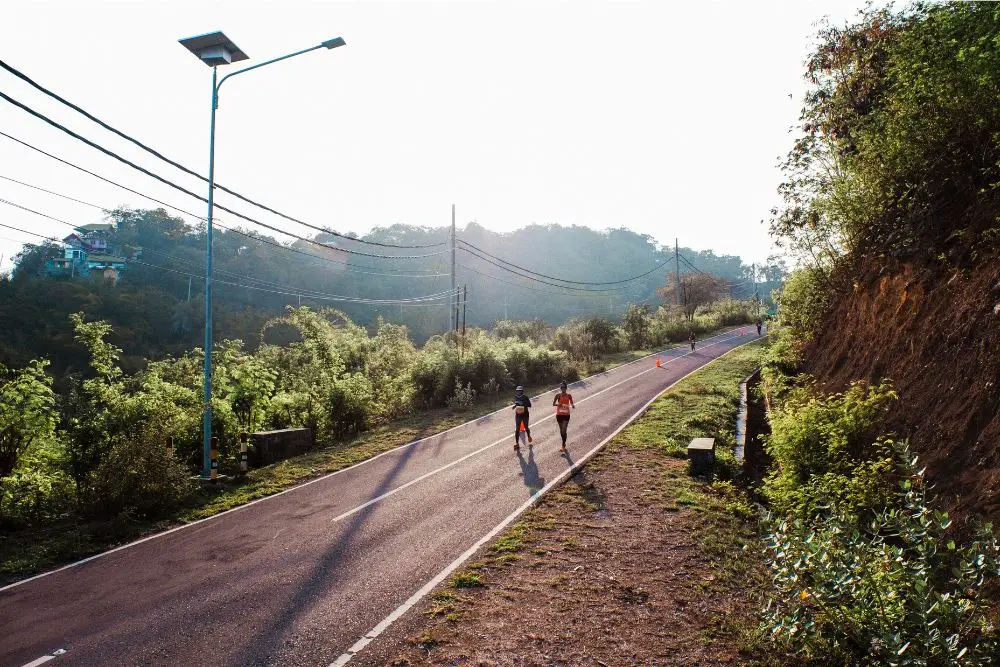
(446, 379, 477, 411)
(775, 269, 829, 340)
(764, 443, 1000, 665)
(764, 380, 897, 521)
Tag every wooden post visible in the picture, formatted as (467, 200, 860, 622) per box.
(166, 436, 174, 458)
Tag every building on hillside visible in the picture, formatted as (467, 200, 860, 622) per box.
(44, 223, 136, 283)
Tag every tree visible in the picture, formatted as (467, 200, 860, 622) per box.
(659, 273, 727, 320)
(0, 359, 57, 478)
(622, 304, 651, 349)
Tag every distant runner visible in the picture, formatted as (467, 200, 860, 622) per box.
(756, 318, 763, 336)
(689, 331, 696, 351)
(551, 381, 575, 451)
(512, 385, 532, 451)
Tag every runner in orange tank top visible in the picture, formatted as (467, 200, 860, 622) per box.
(551, 381, 575, 451)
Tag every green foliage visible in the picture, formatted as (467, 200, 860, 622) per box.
(764, 443, 1000, 665)
(446, 379, 477, 411)
(622, 303, 651, 349)
(774, 268, 829, 340)
(492, 319, 552, 345)
(0, 359, 56, 478)
(772, 3, 1000, 267)
(764, 380, 897, 521)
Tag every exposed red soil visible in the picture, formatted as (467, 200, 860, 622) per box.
(804, 253, 1000, 526)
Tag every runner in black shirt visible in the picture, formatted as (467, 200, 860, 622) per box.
(512, 385, 533, 451)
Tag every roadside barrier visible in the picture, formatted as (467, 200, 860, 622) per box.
(210, 437, 219, 482)
(240, 432, 249, 473)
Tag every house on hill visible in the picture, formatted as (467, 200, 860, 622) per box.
(44, 223, 136, 283)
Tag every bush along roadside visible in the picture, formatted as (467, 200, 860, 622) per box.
(759, 326, 1000, 664)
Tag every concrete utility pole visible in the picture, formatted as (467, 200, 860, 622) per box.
(450, 204, 456, 331)
(504, 294, 508, 320)
(674, 238, 681, 307)
(187, 276, 193, 302)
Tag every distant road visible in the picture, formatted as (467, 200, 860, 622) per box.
(1, 327, 758, 667)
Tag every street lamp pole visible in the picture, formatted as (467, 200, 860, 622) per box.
(203, 63, 218, 480)
(179, 31, 346, 479)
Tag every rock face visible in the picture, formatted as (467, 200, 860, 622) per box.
(804, 258, 1000, 525)
(248, 428, 314, 466)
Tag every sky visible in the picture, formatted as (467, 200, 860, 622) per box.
(0, 0, 868, 275)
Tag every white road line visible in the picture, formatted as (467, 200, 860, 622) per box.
(18, 649, 66, 667)
(331, 336, 762, 666)
(0, 328, 744, 594)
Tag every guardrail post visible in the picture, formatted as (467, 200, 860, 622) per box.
(210, 436, 219, 482)
(239, 432, 249, 474)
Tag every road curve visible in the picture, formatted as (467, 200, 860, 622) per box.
(1, 328, 759, 667)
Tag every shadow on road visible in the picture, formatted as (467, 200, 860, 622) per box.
(516, 446, 545, 497)
(234, 428, 428, 665)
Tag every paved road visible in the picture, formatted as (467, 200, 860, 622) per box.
(1, 328, 758, 667)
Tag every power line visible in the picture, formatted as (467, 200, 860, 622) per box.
(0, 137, 445, 274)
(457, 262, 609, 298)
(0, 199, 455, 302)
(457, 243, 653, 293)
(139, 245, 449, 301)
(0, 170, 448, 279)
(0, 58, 445, 250)
(457, 237, 664, 286)
(0, 220, 458, 306)
(0, 91, 446, 260)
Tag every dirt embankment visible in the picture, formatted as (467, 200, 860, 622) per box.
(804, 254, 1000, 525)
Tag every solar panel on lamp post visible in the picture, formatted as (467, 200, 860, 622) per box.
(178, 30, 346, 480)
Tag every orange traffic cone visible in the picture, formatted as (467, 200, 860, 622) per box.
(655, 355, 661, 368)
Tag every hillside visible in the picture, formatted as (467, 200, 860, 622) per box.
(0, 211, 775, 375)
(770, 2, 1000, 527)
(805, 237, 1000, 525)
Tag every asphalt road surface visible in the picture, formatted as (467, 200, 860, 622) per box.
(1, 328, 759, 667)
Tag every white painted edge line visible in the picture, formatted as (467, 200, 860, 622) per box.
(18, 648, 66, 667)
(0, 327, 745, 594)
(331, 335, 763, 666)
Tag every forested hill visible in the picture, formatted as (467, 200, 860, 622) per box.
(0, 208, 775, 373)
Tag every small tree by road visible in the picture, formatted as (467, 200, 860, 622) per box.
(659, 273, 728, 320)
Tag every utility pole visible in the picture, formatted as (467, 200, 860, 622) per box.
(751, 263, 758, 314)
(187, 276, 193, 302)
(462, 285, 467, 336)
(674, 238, 681, 307)
(450, 204, 456, 332)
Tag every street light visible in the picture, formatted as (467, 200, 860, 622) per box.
(179, 30, 346, 480)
